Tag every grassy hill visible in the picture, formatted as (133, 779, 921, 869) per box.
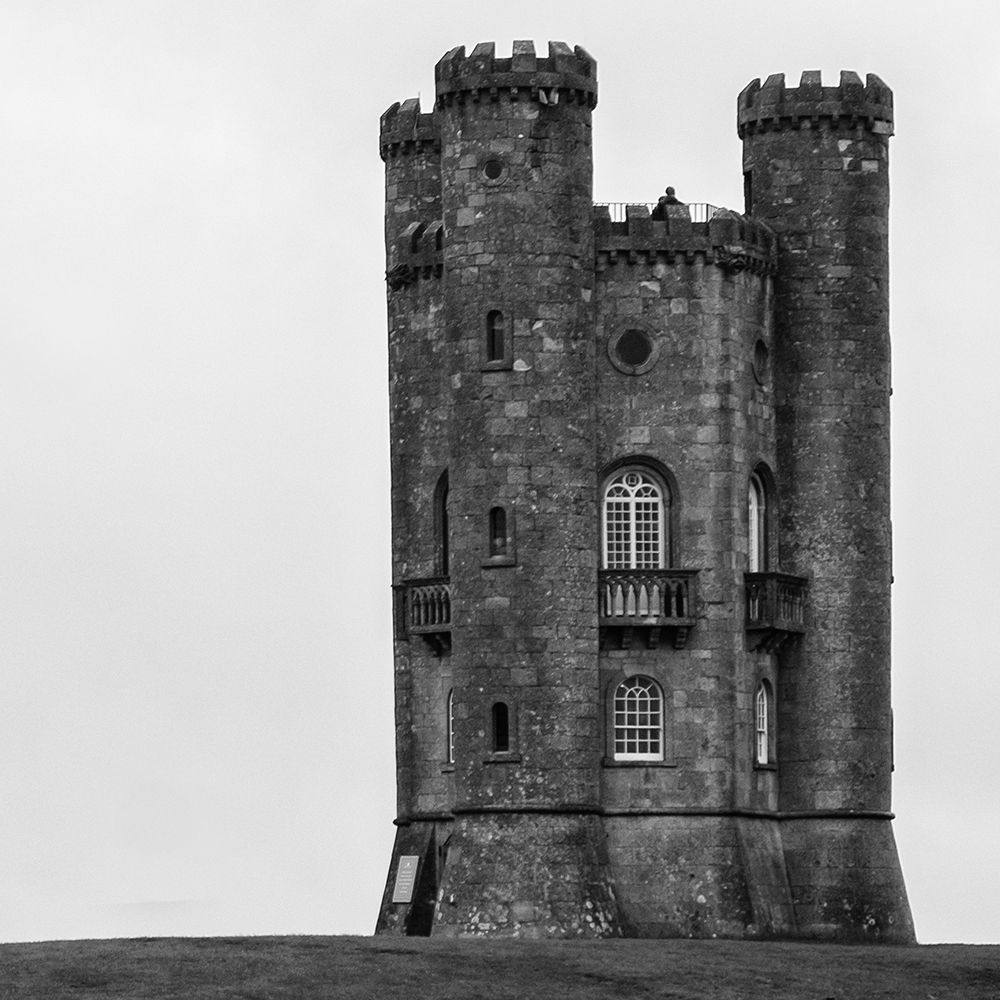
(2, 935, 999, 999)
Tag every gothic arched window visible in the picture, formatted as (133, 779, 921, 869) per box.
(755, 679, 775, 765)
(613, 676, 664, 761)
(748, 472, 766, 572)
(434, 470, 449, 576)
(603, 469, 668, 569)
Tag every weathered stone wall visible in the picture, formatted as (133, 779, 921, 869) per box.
(603, 815, 755, 938)
(435, 813, 622, 938)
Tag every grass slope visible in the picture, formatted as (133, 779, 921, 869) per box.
(2, 936, 999, 1000)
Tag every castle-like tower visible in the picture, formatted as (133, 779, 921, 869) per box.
(376, 42, 914, 942)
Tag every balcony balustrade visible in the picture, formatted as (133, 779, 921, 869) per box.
(399, 577, 451, 655)
(599, 568, 699, 649)
(744, 572, 808, 652)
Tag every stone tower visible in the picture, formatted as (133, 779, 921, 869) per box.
(376, 41, 914, 942)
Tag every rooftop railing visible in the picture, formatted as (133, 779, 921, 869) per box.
(595, 202, 720, 224)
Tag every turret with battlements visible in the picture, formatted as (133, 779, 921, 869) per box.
(740, 70, 910, 942)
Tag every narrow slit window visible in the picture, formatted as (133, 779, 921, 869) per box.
(489, 506, 507, 557)
(491, 702, 510, 753)
(487, 310, 504, 362)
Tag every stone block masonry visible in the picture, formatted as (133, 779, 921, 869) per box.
(375, 43, 914, 942)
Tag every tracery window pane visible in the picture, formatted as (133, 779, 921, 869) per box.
(614, 677, 663, 760)
(603, 471, 667, 569)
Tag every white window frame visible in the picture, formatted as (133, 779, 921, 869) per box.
(613, 676, 665, 761)
(603, 469, 667, 570)
(755, 680, 773, 765)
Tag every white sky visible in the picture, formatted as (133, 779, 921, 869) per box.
(0, 0, 997, 946)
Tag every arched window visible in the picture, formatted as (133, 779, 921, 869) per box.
(446, 689, 455, 764)
(755, 680, 774, 765)
(434, 470, 449, 576)
(748, 472, 766, 572)
(486, 310, 504, 362)
(603, 469, 668, 569)
(491, 702, 510, 753)
(613, 676, 664, 761)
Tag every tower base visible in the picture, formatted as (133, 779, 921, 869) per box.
(375, 812, 914, 941)
(781, 816, 915, 943)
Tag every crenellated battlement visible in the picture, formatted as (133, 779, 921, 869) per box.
(435, 41, 597, 108)
(737, 70, 893, 137)
(380, 98, 440, 161)
(594, 205, 777, 276)
(385, 220, 444, 290)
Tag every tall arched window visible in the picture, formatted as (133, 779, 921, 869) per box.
(755, 679, 774, 765)
(446, 689, 455, 764)
(434, 470, 449, 576)
(603, 469, 668, 569)
(613, 676, 664, 761)
(748, 472, 766, 572)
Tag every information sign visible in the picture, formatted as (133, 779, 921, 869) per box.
(391, 855, 420, 903)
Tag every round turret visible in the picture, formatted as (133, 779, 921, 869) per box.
(740, 69, 912, 942)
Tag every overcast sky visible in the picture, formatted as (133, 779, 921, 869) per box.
(0, 0, 997, 946)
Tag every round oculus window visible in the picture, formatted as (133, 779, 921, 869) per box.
(753, 339, 769, 384)
(608, 325, 660, 375)
(483, 159, 504, 180)
(617, 329, 653, 367)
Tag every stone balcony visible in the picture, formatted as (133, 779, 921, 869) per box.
(744, 571, 808, 652)
(599, 568, 699, 649)
(398, 577, 451, 656)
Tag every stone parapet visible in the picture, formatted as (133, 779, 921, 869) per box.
(738, 71, 893, 137)
(594, 205, 777, 276)
(436, 41, 597, 108)
(380, 98, 440, 161)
